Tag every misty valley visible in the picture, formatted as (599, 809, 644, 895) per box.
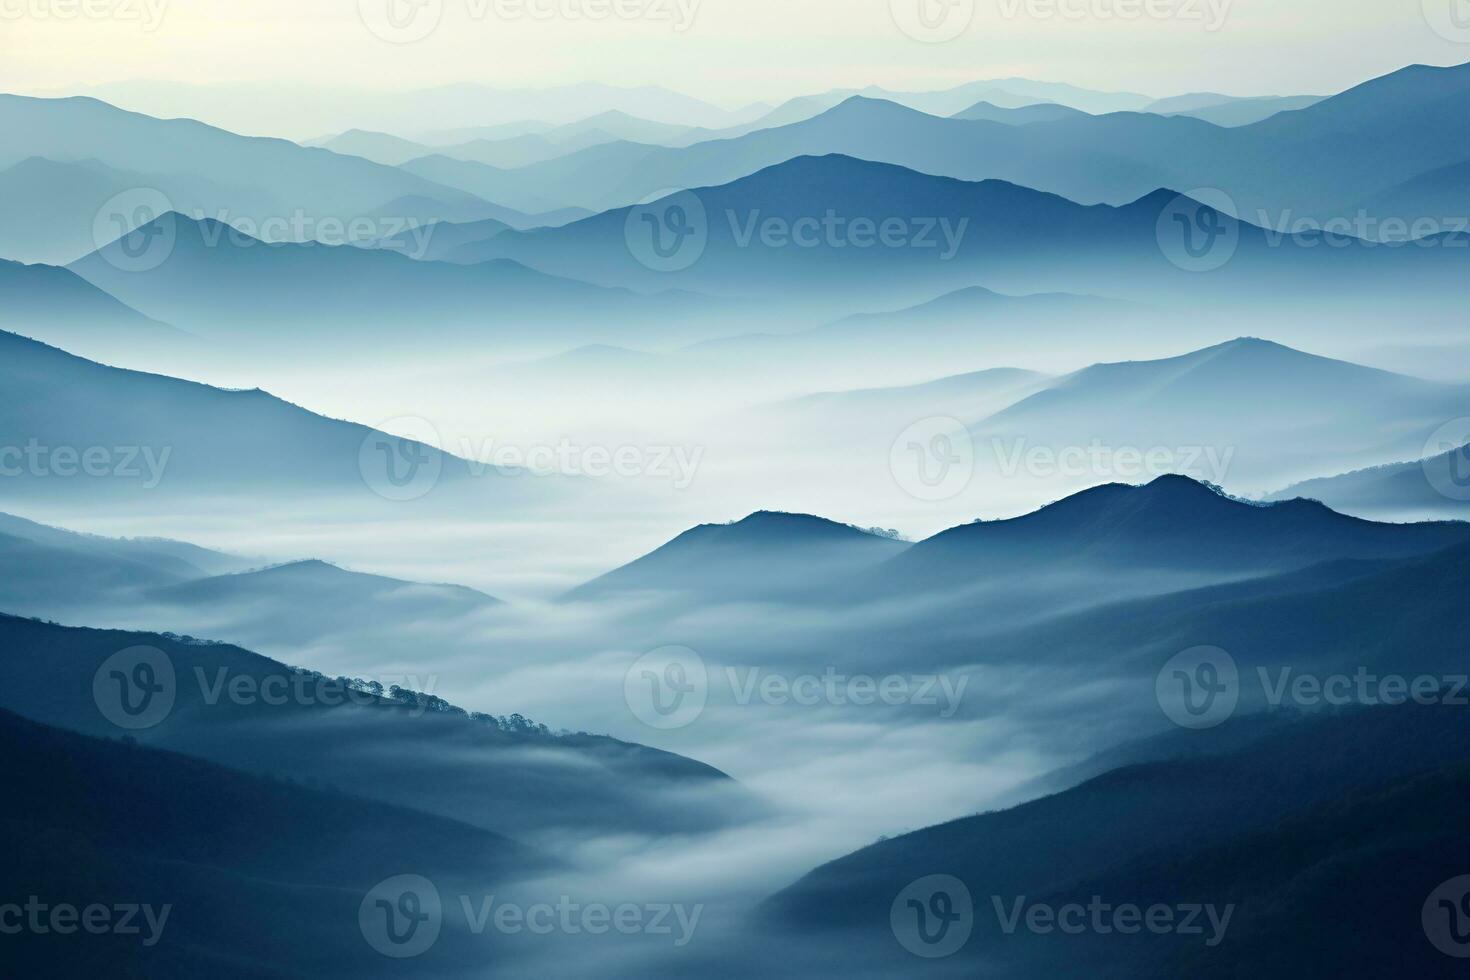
(4, 8, 1470, 978)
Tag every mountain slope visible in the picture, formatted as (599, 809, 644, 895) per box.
(882, 474, 1470, 594)
(974, 338, 1470, 486)
(1269, 442, 1470, 519)
(68, 213, 722, 349)
(0, 707, 543, 978)
(759, 702, 1470, 979)
(566, 512, 910, 602)
(950, 101, 1087, 123)
(454, 155, 1467, 317)
(0, 94, 497, 262)
(0, 257, 188, 363)
(0, 510, 248, 616)
(0, 329, 484, 499)
(0, 614, 752, 842)
(141, 559, 502, 648)
(433, 62, 1470, 229)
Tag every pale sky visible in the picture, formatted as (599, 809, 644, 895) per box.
(2, 0, 1468, 107)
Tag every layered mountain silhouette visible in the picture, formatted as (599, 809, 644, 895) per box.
(0, 510, 249, 617)
(429, 62, 1470, 229)
(759, 701, 1470, 979)
(566, 513, 909, 602)
(567, 477, 1470, 614)
(0, 707, 545, 978)
(0, 614, 751, 842)
(756, 367, 1051, 437)
(0, 94, 498, 262)
(142, 559, 502, 649)
(0, 256, 187, 362)
(973, 339, 1470, 486)
(1144, 92, 1321, 126)
(451, 155, 1466, 316)
(68, 214, 726, 348)
(950, 101, 1087, 124)
(1269, 442, 1470, 519)
(0, 329, 487, 499)
(883, 475, 1470, 593)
